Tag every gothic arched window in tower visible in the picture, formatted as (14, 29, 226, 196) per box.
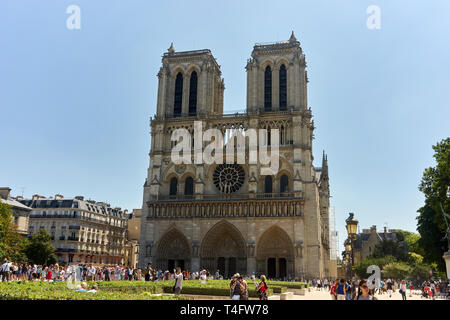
(264, 66, 272, 111)
(173, 72, 183, 117)
(280, 174, 289, 194)
(169, 177, 178, 197)
(189, 71, 198, 116)
(264, 176, 273, 194)
(279, 64, 287, 111)
(184, 176, 194, 196)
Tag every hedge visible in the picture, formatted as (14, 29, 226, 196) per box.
(267, 281, 309, 289)
(161, 285, 273, 298)
(0, 281, 181, 300)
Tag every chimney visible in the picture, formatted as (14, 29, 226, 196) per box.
(32, 194, 40, 200)
(75, 196, 84, 201)
(55, 194, 63, 200)
(16, 196, 23, 201)
(384, 226, 387, 234)
(370, 225, 377, 232)
(0, 187, 11, 200)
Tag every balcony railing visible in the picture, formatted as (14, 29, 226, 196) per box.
(155, 192, 297, 202)
(147, 193, 304, 219)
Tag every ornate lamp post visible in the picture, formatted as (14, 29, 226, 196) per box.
(344, 238, 352, 279)
(345, 212, 359, 279)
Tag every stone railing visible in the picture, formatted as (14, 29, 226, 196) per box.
(146, 196, 304, 219)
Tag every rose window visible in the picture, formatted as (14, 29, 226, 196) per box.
(213, 164, 245, 194)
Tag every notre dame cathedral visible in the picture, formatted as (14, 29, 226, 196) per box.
(139, 32, 336, 279)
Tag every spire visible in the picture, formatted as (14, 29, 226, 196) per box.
(321, 151, 328, 179)
(168, 42, 175, 55)
(289, 31, 297, 43)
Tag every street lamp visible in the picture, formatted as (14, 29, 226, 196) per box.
(345, 212, 359, 280)
(345, 212, 358, 237)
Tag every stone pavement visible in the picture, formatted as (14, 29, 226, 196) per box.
(287, 288, 437, 300)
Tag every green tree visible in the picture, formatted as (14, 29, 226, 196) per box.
(25, 229, 56, 265)
(0, 202, 28, 262)
(407, 252, 423, 264)
(382, 262, 411, 280)
(370, 239, 409, 262)
(417, 138, 450, 271)
(353, 255, 396, 279)
(395, 230, 424, 256)
(408, 263, 431, 285)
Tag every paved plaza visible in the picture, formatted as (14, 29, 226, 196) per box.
(286, 289, 436, 300)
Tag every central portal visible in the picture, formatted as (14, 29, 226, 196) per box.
(200, 221, 247, 277)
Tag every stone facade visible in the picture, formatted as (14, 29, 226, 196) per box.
(353, 225, 407, 264)
(0, 187, 31, 236)
(139, 33, 334, 279)
(20, 195, 127, 266)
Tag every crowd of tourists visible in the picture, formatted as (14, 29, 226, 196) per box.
(307, 277, 449, 300)
(2, 259, 449, 300)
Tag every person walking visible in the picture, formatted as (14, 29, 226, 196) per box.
(239, 276, 248, 300)
(230, 274, 241, 300)
(345, 281, 352, 300)
(336, 279, 346, 300)
(399, 280, 407, 300)
(1, 259, 11, 281)
(256, 275, 268, 300)
(387, 279, 393, 298)
(173, 267, 183, 295)
(329, 280, 338, 300)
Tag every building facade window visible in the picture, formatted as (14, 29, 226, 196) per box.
(280, 175, 289, 193)
(279, 64, 287, 110)
(264, 66, 272, 111)
(264, 176, 273, 194)
(188, 71, 198, 115)
(184, 177, 194, 196)
(173, 73, 183, 116)
(169, 177, 178, 197)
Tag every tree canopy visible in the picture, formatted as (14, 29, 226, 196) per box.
(24, 229, 56, 265)
(416, 137, 450, 271)
(0, 202, 28, 262)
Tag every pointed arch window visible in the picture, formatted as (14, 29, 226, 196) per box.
(173, 73, 183, 117)
(279, 64, 287, 110)
(264, 176, 273, 194)
(264, 66, 272, 111)
(280, 175, 289, 194)
(184, 177, 194, 196)
(169, 177, 178, 197)
(188, 71, 198, 116)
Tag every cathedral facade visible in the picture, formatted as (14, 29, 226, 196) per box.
(139, 33, 334, 279)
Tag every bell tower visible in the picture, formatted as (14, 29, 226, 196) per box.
(156, 43, 224, 118)
(246, 32, 307, 113)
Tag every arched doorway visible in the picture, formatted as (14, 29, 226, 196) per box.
(256, 225, 295, 280)
(200, 221, 247, 278)
(156, 228, 191, 271)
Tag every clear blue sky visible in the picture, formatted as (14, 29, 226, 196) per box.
(1, 1, 449, 253)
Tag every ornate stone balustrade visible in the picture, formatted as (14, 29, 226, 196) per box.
(146, 197, 304, 219)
